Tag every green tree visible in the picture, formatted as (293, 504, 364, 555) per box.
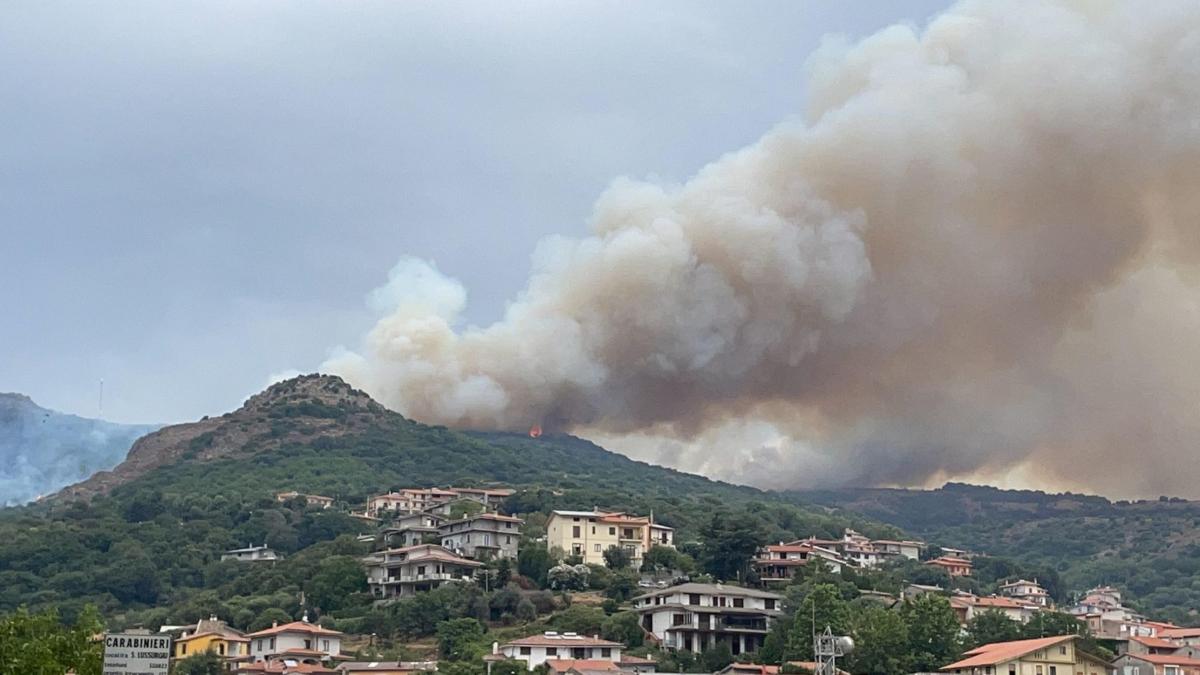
(601, 611, 645, 648)
(966, 609, 1021, 649)
(603, 546, 631, 570)
(700, 642, 734, 672)
(437, 618, 486, 661)
(549, 605, 607, 635)
(605, 570, 640, 603)
(518, 545, 556, 587)
(0, 606, 103, 675)
(306, 556, 368, 612)
(700, 513, 764, 581)
(174, 651, 224, 675)
(846, 605, 909, 675)
(899, 594, 961, 671)
(786, 584, 850, 660)
(248, 608, 293, 632)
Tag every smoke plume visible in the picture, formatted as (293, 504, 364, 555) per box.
(326, 0, 1200, 498)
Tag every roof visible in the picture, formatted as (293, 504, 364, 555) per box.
(786, 663, 849, 675)
(632, 582, 784, 602)
(1120, 653, 1200, 667)
(225, 545, 275, 553)
(717, 664, 778, 675)
(1160, 627, 1200, 638)
(940, 636, 1074, 670)
(245, 620, 344, 638)
(235, 662, 339, 674)
(505, 633, 623, 648)
(178, 630, 250, 643)
(453, 512, 524, 524)
(1128, 635, 1182, 649)
(927, 556, 972, 567)
(337, 662, 437, 672)
(617, 656, 656, 665)
(366, 544, 484, 567)
(546, 660, 622, 672)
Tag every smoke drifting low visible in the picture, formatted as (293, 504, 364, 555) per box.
(327, 0, 1200, 498)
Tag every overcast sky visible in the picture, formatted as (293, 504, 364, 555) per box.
(1, 0, 947, 424)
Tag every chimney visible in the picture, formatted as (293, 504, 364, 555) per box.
(272, 621, 278, 628)
(492, 642, 499, 655)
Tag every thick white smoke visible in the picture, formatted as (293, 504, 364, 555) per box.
(326, 0, 1200, 498)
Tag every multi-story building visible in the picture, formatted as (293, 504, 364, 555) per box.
(545, 510, 674, 567)
(925, 556, 972, 577)
(438, 512, 523, 560)
(940, 635, 1110, 675)
(366, 487, 513, 517)
(362, 544, 482, 599)
(792, 529, 924, 569)
(949, 593, 1040, 625)
(1068, 585, 1160, 639)
(490, 632, 624, 671)
(380, 513, 447, 548)
(173, 616, 249, 663)
(245, 618, 343, 663)
(633, 583, 783, 656)
(221, 545, 280, 562)
(998, 579, 1052, 607)
(753, 543, 846, 585)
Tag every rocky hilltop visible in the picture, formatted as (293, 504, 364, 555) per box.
(0, 393, 159, 505)
(53, 374, 388, 500)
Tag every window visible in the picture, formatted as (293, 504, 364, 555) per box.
(573, 526, 581, 538)
(733, 598, 744, 608)
(573, 544, 583, 555)
(304, 639, 312, 649)
(688, 594, 701, 605)
(1049, 667, 1057, 675)
(417, 565, 427, 576)
(269, 638, 275, 650)
(572, 648, 586, 659)
(594, 544, 602, 552)
(520, 647, 531, 656)
(1035, 667, 1042, 675)
(1009, 667, 1016, 675)
(592, 526, 596, 534)
(1060, 646, 1067, 655)
(601, 648, 612, 658)
(218, 643, 225, 655)
(546, 648, 558, 656)
(764, 599, 776, 610)
(181, 644, 187, 655)
(609, 527, 616, 535)
(323, 639, 329, 651)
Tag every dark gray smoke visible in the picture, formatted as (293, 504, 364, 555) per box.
(327, 0, 1200, 498)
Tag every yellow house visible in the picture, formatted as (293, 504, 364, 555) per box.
(173, 616, 250, 662)
(940, 635, 1110, 675)
(545, 510, 674, 567)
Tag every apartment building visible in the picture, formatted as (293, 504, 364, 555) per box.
(753, 543, 846, 585)
(545, 510, 674, 567)
(926, 555, 973, 577)
(367, 486, 513, 516)
(362, 544, 482, 599)
(438, 512, 523, 560)
(633, 583, 783, 656)
(491, 632, 624, 671)
(940, 635, 1110, 675)
(380, 512, 447, 548)
(999, 579, 1052, 607)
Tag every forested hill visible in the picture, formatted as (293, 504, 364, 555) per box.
(0, 374, 896, 627)
(0, 393, 158, 506)
(795, 483, 1200, 623)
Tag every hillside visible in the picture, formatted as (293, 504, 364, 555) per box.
(795, 483, 1200, 623)
(0, 374, 895, 628)
(0, 393, 158, 506)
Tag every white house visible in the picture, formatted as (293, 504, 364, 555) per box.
(492, 632, 623, 670)
(221, 544, 280, 562)
(999, 579, 1052, 607)
(245, 618, 343, 663)
(363, 544, 482, 599)
(633, 583, 783, 656)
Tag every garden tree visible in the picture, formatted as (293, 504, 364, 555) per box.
(488, 586, 523, 621)
(0, 606, 103, 675)
(699, 512, 764, 581)
(785, 584, 851, 660)
(965, 609, 1022, 649)
(700, 642, 735, 672)
(437, 661, 486, 675)
(518, 545, 556, 587)
(846, 605, 909, 675)
(450, 500, 485, 519)
(605, 570, 640, 603)
(305, 556, 368, 613)
(641, 545, 694, 574)
(248, 608, 294, 632)
(757, 612, 793, 664)
(587, 564, 613, 590)
(174, 651, 224, 675)
(492, 558, 514, 588)
(603, 546, 632, 570)
(601, 611, 645, 648)
(547, 564, 590, 591)
(516, 598, 538, 622)
(900, 594, 962, 671)
(549, 605, 607, 636)
(437, 618, 487, 661)
(491, 660, 526, 675)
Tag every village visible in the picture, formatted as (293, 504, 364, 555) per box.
(162, 486, 1200, 675)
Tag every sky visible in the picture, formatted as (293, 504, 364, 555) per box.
(0, 0, 948, 425)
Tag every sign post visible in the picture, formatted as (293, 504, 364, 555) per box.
(102, 632, 171, 675)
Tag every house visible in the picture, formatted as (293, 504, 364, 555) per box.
(926, 556, 972, 577)
(1115, 635, 1200, 658)
(940, 546, 976, 559)
(903, 583, 945, 601)
(1159, 628, 1200, 646)
(939, 635, 1110, 675)
(632, 583, 783, 656)
(999, 579, 1052, 607)
(949, 594, 1040, 624)
(545, 510, 674, 568)
(275, 492, 335, 509)
(245, 618, 343, 663)
(1111, 653, 1200, 675)
(438, 512, 523, 560)
(753, 543, 847, 585)
(446, 486, 514, 508)
(715, 664, 779, 675)
(174, 616, 250, 663)
(380, 513, 447, 548)
(1068, 587, 1159, 639)
(491, 632, 623, 670)
(222, 545, 281, 562)
(616, 655, 657, 672)
(235, 661, 339, 674)
(870, 539, 925, 560)
(363, 544, 482, 599)
(368, 488, 459, 516)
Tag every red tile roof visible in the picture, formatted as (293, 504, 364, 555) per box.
(245, 620, 343, 638)
(1160, 627, 1200, 638)
(505, 634, 622, 648)
(1129, 635, 1181, 649)
(1123, 653, 1200, 667)
(617, 656, 656, 665)
(545, 660, 621, 673)
(940, 636, 1074, 670)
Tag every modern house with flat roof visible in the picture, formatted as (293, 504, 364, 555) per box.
(632, 583, 783, 656)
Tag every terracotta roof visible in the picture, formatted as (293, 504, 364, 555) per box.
(617, 655, 656, 665)
(235, 661, 338, 674)
(1129, 635, 1180, 649)
(368, 544, 485, 567)
(245, 620, 343, 638)
(786, 662, 848, 675)
(1122, 653, 1200, 667)
(545, 660, 621, 672)
(927, 556, 972, 567)
(178, 630, 250, 643)
(940, 636, 1074, 670)
(1160, 627, 1200, 638)
(971, 596, 1029, 609)
(505, 634, 623, 648)
(720, 664, 778, 675)
(632, 582, 784, 601)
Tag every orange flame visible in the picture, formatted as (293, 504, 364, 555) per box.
(529, 424, 543, 438)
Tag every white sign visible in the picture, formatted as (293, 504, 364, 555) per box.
(102, 633, 171, 675)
